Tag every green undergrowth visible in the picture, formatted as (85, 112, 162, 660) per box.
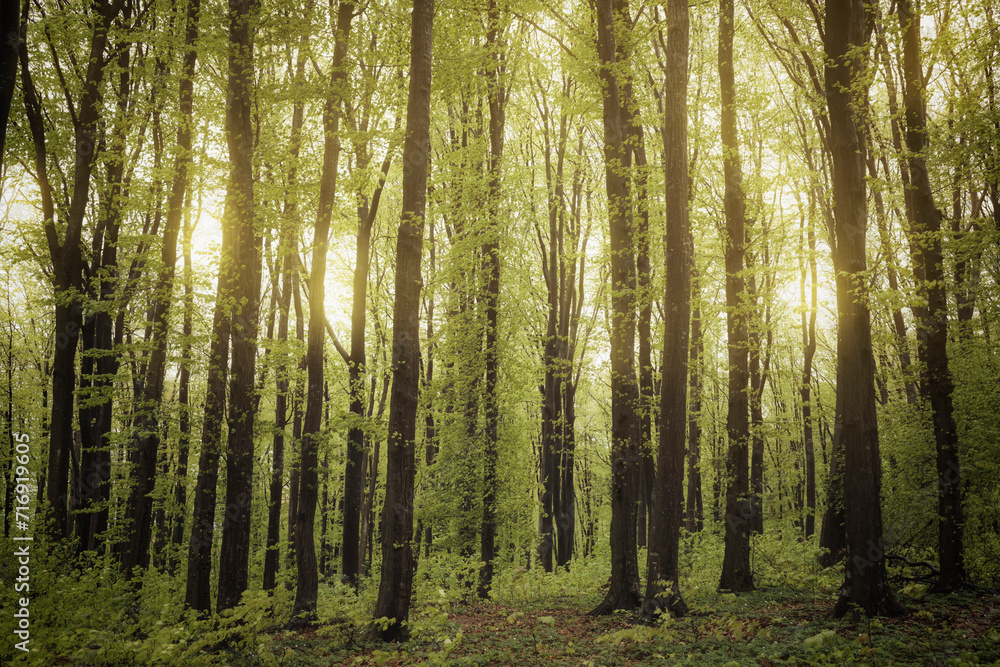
(2, 534, 999, 665)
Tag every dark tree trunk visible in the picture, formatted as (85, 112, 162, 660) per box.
(591, 0, 642, 615)
(170, 229, 195, 570)
(122, 0, 199, 578)
(185, 210, 234, 612)
(369, 0, 434, 640)
(286, 269, 306, 590)
(20, 0, 121, 542)
(342, 68, 395, 590)
(293, 0, 354, 622)
(718, 0, 753, 594)
(897, 0, 966, 593)
(800, 206, 818, 537)
(685, 268, 704, 534)
(77, 185, 121, 555)
(826, 0, 906, 619)
(644, 0, 690, 620)
(534, 78, 571, 573)
(747, 264, 767, 536)
(478, 0, 506, 599)
(216, 0, 261, 613)
(0, 0, 18, 171)
(76, 33, 134, 554)
(263, 30, 307, 589)
(423, 220, 438, 558)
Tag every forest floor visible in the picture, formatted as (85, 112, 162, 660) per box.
(269, 585, 1000, 666)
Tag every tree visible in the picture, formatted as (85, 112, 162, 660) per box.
(0, 0, 17, 173)
(643, 0, 690, 620)
(718, 0, 753, 594)
(121, 0, 200, 577)
(293, 0, 354, 621)
(478, 0, 508, 599)
(19, 0, 125, 542)
(369, 0, 435, 640)
(263, 12, 310, 592)
(591, 0, 642, 615)
(896, 0, 967, 593)
(825, 0, 906, 619)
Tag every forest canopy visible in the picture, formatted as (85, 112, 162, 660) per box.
(1, 0, 999, 662)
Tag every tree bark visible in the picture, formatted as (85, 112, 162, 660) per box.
(0, 0, 18, 172)
(293, 0, 354, 621)
(685, 267, 704, 534)
(644, 0, 690, 620)
(718, 0, 753, 594)
(185, 204, 234, 613)
(478, 0, 506, 599)
(170, 216, 195, 571)
(369, 0, 434, 640)
(590, 0, 642, 615)
(216, 0, 261, 613)
(897, 0, 966, 593)
(21, 0, 122, 542)
(800, 205, 818, 537)
(827, 0, 906, 618)
(122, 0, 199, 578)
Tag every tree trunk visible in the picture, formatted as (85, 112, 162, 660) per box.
(264, 226, 295, 591)
(21, 0, 121, 542)
(342, 75, 395, 590)
(185, 208, 234, 613)
(216, 0, 261, 613)
(478, 0, 506, 599)
(897, 0, 966, 593)
(591, 0, 642, 615)
(286, 268, 306, 589)
(293, 0, 354, 622)
(800, 205, 818, 537)
(170, 220, 195, 571)
(0, 0, 18, 172)
(686, 267, 704, 534)
(718, 0, 753, 594)
(369, 0, 434, 640)
(826, 0, 906, 618)
(644, 0, 690, 620)
(122, 0, 199, 578)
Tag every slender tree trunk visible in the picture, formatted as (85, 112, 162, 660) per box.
(292, 0, 354, 621)
(286, 269, 305, 589)
(897, 0, 966, 593)
(185, 208, 234, 612)
(342, 81, 395, 590)
(216, 0, 261, 613)
(20, 0, 121, 542)
(0, 0, 18, 172)
(800, 206, 818, 537)
(122, 0, 200, 578)
(686, 267, 704, 534)
(264, 229, 294, 591)
(369, 0, 434, 640)
(718, 0, 753, 594)
(827, 0, 906, 618)
(867, 155, 917, 404)
(644, 0, 690, 619)
(170, 216, 195, 569)
(423, 220, 438, 557)
(478, 0, 506, 598)
(591, 0, 642, 615)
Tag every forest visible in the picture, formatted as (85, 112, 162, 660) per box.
(1, 0, 999, 663)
